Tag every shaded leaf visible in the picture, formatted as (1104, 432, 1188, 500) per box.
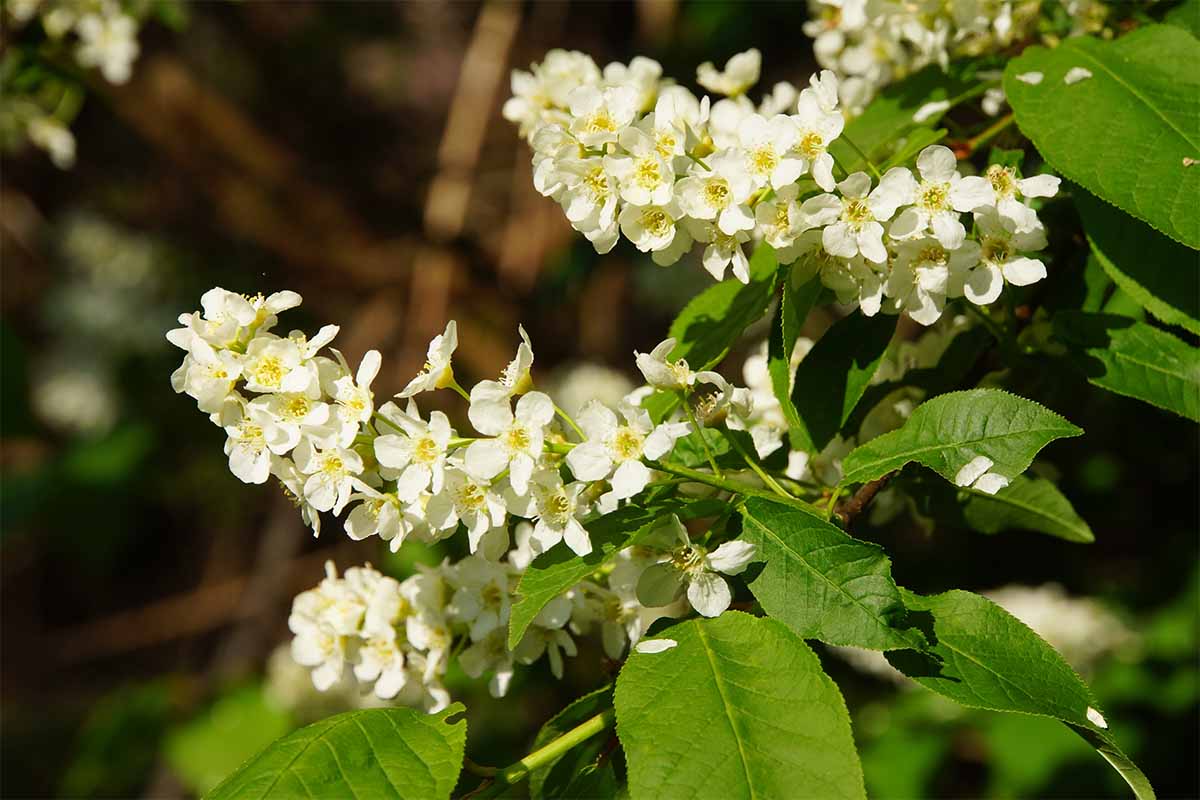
(768, 275, 823, 448)
(887, 590, 1154, 800)
(962, 473, 1094, 543)
(791, 312, 897, 451)
(1076, 189, 1200, 335)
(529, 686, 615, 800)
(1054, 311, 1200, 421)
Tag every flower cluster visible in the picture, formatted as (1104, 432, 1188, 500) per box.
(505, 49, 1058, 326)
(171, 289, 767, 709)
(803, 0, 1109, 114)
(3, 0, 142, 168)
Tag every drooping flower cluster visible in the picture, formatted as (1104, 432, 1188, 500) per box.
(803, 0, 1110, 114)
(505, 49, 1058, 326)
(3, 0, 142, 168)
(170, 289, 766, 710)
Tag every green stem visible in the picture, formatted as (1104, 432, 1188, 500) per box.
(966, 112, 1015, 156)
(471, 710, 616, 798)
(839, 134, 881, 179)
(961, 300, 1007, 343)
(373, 412, 405, 435)
(680, 394, 723, 479)
(648, 460, 821, 515)
(724, 431, 796, 503)
(554, 403, 585, 440)
(447, 378, 472, 402)
(686, 151, 712, 171)
(824, 487, 844, 522)
(449, 436, 478, 448)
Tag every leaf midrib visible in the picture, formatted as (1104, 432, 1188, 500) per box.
(695, 623, 758, 800)
(963, 484, 1092, 542)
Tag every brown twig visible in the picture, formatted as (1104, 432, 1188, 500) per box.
(835, 472, 896, 526)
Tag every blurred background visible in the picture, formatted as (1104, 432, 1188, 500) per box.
(1, 2, 1196, 797)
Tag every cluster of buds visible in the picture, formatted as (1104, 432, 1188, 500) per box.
(505, 49, 1059, 326)
(803, 0, 1109, 114)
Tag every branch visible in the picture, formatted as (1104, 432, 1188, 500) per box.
(468, 709, 616, 798)
(835, 472, 895, 527)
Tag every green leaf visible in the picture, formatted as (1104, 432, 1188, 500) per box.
(529, 686, 615, 799)
(1004, 25, 1200, 248)
(887, 590, 1155, 800)
(839, 388, 1083, 487)
(644, 244, 780, 421)
(1076, 189, 1200, 335)
(768, 274, 822, 448)
(206, 704, 467, 800)
(740, 498, 927, 650)
(831, 65, 977, 173)
(880, 127, 948, 171)
(961, 473, 1094, 543)
(615, 612, 865, 800)
(791, 312, 897, 451)
(507, 499, 723, 649)
(667, 243, 780, 369)
(166, 684, 291, 796)
(1164, 0, 1200, 38)
(1054, 311, 1200, 421)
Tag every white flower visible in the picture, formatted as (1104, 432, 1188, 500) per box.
(242, 335, 313, 395)
(27, 116, 76, 169)
(273, 456, 323, 537)
(221, 400, 273, 484)
(465, 391, 555, 495)
(74, 9, 139, 84)
(514, 599, 578, 679)
(344, 480, 414, 549)
(328, 349, 381, 437)
(982, 164, 1060, 234)
(792, 88, 844, 191)
(505, 470, 593, 557)
(174, 339, 244, 414)
(603, 56, 663, 112)
(355, 635, 408, 699)
(737, 113, 804, 190)
(754, 183, 804, 254)
(566, 400, 690, 500)
(634, 337, 695, 390)
(635, 516, 757, 617)
(676, 150, 756, 236)
(294, 439, 364, 514)
(696, 48, 761, 97)
(605, 127, 675, 207)
(447, 556, 513, 642)
(889, 145, 992, 249)
(248, 389, 330, 455)
(684, 219, 751, 283)
(399, 321, 458, 398)
(557, 157, 620, 254)
(619, 202, 683, 254)
(888, 237, 980, 325)
(802, 168, 914, 264)
(424, 464, 507, 550)
(954, 455, 1010, 495)
(958, 208, 1048, 303)
(459, 630, 516, 698)
(568, 85, 638, 148)
(374, 400, 454, 501)
(912, 100, 950, 123)
(469, 325, 535, 408)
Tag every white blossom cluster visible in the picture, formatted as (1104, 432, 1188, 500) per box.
(803, 0, 1109, 114)
(3, 0, 141, 168)
(170, 289, 765, 709)
(505, 49, 1059, 327)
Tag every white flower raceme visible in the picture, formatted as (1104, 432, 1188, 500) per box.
(74, 7, 140, 84)
(636, 516, 758, 617)
(566, 400, 691, 501)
